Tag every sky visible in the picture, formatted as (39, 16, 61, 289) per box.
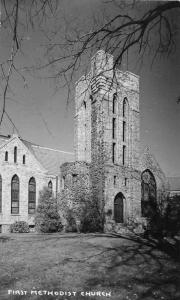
(0, 0, 179, 177)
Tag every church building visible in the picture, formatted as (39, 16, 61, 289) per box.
(0, 50, 172, 233)
(60, 50, 168, 232)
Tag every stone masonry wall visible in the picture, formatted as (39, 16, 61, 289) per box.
(90, 93, 106, 225)
(104, 165, 141, 224)
(74, 76, 91, 162)
(59, 161, 91, 224)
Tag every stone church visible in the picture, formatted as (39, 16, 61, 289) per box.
(60, 50, 168, 231)
(0, 50, 170, 233)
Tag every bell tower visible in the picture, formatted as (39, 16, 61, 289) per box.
(74, 50, 141, 224)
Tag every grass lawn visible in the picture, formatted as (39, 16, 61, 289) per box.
(0, 233, 180, 300)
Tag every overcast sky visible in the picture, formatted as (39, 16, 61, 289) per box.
(0, 0, 179, 177)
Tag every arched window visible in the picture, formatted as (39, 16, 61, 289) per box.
(11, 175, 19, 214)
(114, 192, 124, 223)
(123, 97, 128, 118)
(0, 175, 2, 213)
(141, 170, 157, 218)
(83, 101, 86, 110)
(112, 142, 116, 163)
(23, 155, 26, 164)
(123, 121, 126, 142)
(28, 177, 36, 214)
(14, 146, 17, 163)
(113, 175, 117, 187)
(112, 118, 116, 139)
(5, 151, 8, 161)
(48, 180, 53, 194)
(113, 93, 117, 114)
(123, 145, 126, 165)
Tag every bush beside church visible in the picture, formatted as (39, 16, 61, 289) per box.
(35, 187, 63, 233)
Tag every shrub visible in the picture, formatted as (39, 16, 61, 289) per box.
(10, 221, 29, 233)
(80, 202, 104, 233)
(143, 195, 180, 239)
(163, 196, 180, 236)
(35, 187, 63, 233)
(148, 212, 165, 238)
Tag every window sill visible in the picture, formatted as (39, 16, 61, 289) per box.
(11, 214, 20, 216)
(3, 162, 19, 165)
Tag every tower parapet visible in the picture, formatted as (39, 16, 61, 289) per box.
(91, 50, 114, 78)
(89, 50, 139, 95)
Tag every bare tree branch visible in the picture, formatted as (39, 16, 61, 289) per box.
(0, 0, 179, 133)
(33, 1, 179, 101)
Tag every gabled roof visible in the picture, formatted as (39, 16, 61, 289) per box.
(168, 177, 180, 191)
(23, 142, 74, 175)
(140, 146, 167, 181)
(0, 134, 74, 175)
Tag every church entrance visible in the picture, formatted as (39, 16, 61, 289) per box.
(114, 192, 124, 223)
(141, 169, 157, 219)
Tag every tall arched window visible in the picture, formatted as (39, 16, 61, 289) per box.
(14, 146, 17, 163)
(48, 180, 53, 194)
(11, 175, 19, 214)
(113, 93, 117, 114)
(123, 121, 126, 142)
(141, 169, 157, 218)
(123, 145, 126, 165)
(112, 142, 116, 163)
(5, 151, 8, 161)
(0, 175, 2, 213)
(112, 117, 116, 139)
(28, 177, 36, 214)
(23, 155, 26, 164)
(122, 98, 128, 166)
(83, 100, 86, 110)
(123, 97, 128, 118)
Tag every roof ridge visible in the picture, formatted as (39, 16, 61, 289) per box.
(20, 138, 74, 155)
(32, 144, 74, 155)
(21, 138, 40, 147)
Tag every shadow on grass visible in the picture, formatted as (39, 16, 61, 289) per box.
(85, 233, 180, 300)
(1, 232, 180, 300)
(109, 232, 180, 261)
